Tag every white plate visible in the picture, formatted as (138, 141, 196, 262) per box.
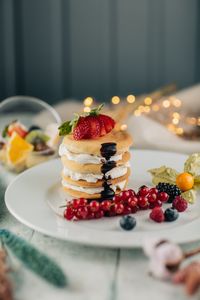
(5, 150, 200, 248)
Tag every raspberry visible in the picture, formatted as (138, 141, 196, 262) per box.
(150, 207, 164, 223)
(172, 196, 188, 212)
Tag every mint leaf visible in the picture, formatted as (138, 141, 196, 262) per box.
(58, 121, 72, 136)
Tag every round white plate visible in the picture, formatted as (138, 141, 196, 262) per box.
(5, 150, 200, 248)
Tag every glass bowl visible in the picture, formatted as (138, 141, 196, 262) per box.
(0, 96, 62, 172)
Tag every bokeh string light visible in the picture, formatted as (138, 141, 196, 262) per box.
(82, 93, 200, 139)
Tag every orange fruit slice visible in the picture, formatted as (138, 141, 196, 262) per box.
(7, 132, 33, 166)
(176, 172, 194, 191)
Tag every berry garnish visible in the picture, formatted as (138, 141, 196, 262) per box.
(150, 207, 165, 223)
(113, 194, 122, 203)
(123, 205, 132, 215)
(164, 208, 179, 222)
(138, 196, 149, 209)
(73, 117, 90, 140)
(58, 104, 115, 140)
(100, 200, 112, 211)
(114, 203, 124, 214)
(64, 207, 74, 220)
(94, 210, 104, 219)
(127, 196, 138, 208)
(156, 182, 181, 203)
(138, 186, 150, 196)
(147, 193, 157, 203)
(172, 196, 188, 212)
(76, 206, 88, 219)
(120, 215, 136, 230)
(89, 201, 100, 212)
(158, 192, 169, 203)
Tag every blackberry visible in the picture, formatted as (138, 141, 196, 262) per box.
(156, 182, 181, 203)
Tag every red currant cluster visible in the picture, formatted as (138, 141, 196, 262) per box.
(63, 186, 170, 221)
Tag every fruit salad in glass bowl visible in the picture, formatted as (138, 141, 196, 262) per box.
(0, 96, 61, 173)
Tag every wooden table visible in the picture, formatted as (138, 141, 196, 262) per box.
(1, 167, 200, 300)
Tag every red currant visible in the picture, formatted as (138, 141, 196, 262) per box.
(72, 199, 80, 209)
(120, 190, 130, 201)
(123, 205, 132, 215)
(131, 206, 139, 213)
(76, 206, 88, 219)
(114, 203, 124, 214)
(89, 201, 100, 212)
(79, 198, 88, 206)
(158, 192, 169, 203)
(138, 186, 149, 196)
(124, 189, 135, 198)
(109, 206, 116, 216)
(64, 207, 74, 220)
(87, 212, 95, 219)
(138, 196, 149, 208)
(127, 196, 138, 208)
(147, 193, 157, 203)
(149, 188, 158, 195)
(95, 210, 104, 219)
(113, 194, 122, 203)
(100, 200, 112, 211)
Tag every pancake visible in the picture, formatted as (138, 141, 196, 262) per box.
(62, 168, 130, 187)
(63, 179, 129, 199)
(61, 151, 130, 174)
(62, 129, 133, 156)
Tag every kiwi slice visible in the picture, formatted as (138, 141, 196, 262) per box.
(25, 130, 49, 144)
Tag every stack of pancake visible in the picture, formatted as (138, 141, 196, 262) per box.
(59, 129, 133, 199)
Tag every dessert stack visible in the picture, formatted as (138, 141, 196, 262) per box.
(59, 105, 133, 200)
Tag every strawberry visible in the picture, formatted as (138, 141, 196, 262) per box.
(6, 121, 28, 138)
(98, 114, 115, 133)
(85, 116, 101, 139)
(59, 103, 116, 140)
(73, 117, 90, 140)
(98, 117, 107, 136)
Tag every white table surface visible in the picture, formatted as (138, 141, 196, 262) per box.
(1, 166, 200, 300)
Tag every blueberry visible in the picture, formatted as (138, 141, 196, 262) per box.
(164, 208, 179, 222)
(120, 215, 136, 230)
(29, 125, 41, 132)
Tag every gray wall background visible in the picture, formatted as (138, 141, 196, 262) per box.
(0, 0, 199, 104)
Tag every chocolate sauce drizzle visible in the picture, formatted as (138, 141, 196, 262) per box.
(100, 143, 117, 200)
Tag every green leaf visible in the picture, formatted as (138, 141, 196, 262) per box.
(184, 153, 200, 177)
(0, 230, 67, 287)
(89, 103, 104, 116)
(148, 166, 178, 185)
(58, 121, 72, 136)
(2, 125, 9, 138)
(181, 189, 196, 204)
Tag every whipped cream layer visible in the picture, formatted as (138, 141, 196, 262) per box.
(63, 164, 129, 183)
(62, 179, 126, 195)
(59, 144, 123, 164)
